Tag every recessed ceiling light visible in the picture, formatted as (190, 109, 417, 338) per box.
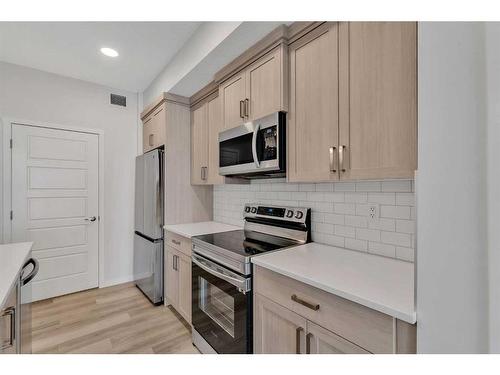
(100, 47, 119, 58)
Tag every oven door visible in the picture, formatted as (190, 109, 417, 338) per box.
(219, 112, 284, 176)
(191, 253, 252, 354)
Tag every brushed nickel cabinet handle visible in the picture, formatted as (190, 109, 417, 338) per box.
(171, 239, 181, 246)
(306, 333, 313, 354)
(239, 100, 245, 119)
(329, 146, 337, 173)
(0, 307, 15, 350)
(340, 145, 348, 172)
(291, 294, 320, 311)
(296, 327, 304, 354)
(244, 98, 249, 118)
(149, 134, 154, 146)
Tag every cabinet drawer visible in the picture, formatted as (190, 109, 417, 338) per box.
(254, 266, 394, 353)
(165, 231, 191, 256)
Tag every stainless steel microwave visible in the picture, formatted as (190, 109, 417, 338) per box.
(219, 111, 286, 178)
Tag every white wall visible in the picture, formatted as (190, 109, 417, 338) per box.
(417, 22, 489, 353)
(486, 23, 500, 353)
(0, 61, 140, 287)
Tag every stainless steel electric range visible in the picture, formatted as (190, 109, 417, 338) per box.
(191, 203, 311, 354)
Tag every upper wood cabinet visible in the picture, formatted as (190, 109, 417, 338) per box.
(191, 92, 224, 185)
(288, 23, 340, 182)
(288, 22, 417, 182)
(219, 45, 287, 130)
(142, 102, 167, 153)
(191, 104, 208, 184)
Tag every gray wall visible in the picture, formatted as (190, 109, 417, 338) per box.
(417, 22, 489, 353)
(0, 61, 141, 287)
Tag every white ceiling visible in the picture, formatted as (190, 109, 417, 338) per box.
(0, 22, 201, 92)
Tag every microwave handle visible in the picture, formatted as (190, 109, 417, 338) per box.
(252, 123, 260, 167)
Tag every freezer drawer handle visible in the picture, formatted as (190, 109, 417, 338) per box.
(21, 258, 39, 286)
(0, 307, 15, 350)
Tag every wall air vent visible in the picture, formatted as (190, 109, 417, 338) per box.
(110, 93, 127, 107)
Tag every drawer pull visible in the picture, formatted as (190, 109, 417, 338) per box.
(291, 294, 320, 311)
(171, 239, 181, 246)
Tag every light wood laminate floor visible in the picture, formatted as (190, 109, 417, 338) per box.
(32, 282, 199, 354)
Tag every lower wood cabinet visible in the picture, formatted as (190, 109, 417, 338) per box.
(164, 233, 192, 325)
(254, 293, 368, 354)
(253, 266, 416, 354)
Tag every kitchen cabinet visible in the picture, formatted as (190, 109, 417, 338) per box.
(254, 293, 368, 354)
(191, 104, 208, 184)
(288, 22, 417, 182)
(164, 231, 192, 324)
(142, 102, 167, 153)
(253, 265, 416, 354)
(219, 45, 287, 130)
(288, 22, 340, 182)
(191, 94, 224, 185)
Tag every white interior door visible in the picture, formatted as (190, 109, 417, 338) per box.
(11, 124, 99, 301)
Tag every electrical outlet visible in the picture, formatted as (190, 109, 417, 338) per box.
(368, 204, 379, 221)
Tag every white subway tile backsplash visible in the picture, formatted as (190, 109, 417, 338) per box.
(367, 192, 396, 205)
(369, 242, 396, 258)
(356, 228, 381, 242)
(334, 225, 356, 238)
(380, 205, 411, 219)
(381, 231, 412, 247)
(381, 180, 412, 192)
(213, 179, 415, 262)
(345, 238, 368, 252)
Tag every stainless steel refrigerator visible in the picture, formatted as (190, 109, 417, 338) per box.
(134, 149, 164, 305)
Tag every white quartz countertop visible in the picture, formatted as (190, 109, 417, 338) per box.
(251, 242, 416, 323)
(163, 221, 241, 239)
(0, 242, 33, 308)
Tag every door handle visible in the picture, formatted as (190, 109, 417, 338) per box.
(239, 101, 245, 119)
(296, 327, 304, 354)
(0, 307, 15, 350)
(244, 98, 249, 118)
(149, 134, 154, 147)
(85, 216, 97, 222)
(252, 124, 260, 168)
(329, 146, 337, 173)
(306, 333, 313, 354)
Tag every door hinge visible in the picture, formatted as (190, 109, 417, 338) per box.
(9, 139, 12, 149)
(10, 210, 13, 220)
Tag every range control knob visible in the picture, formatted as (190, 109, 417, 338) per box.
(286, 210, 294, 218)
(244, 206, 251, 213)
(295, 211, 304, 220)
(251, 207, 257, 214)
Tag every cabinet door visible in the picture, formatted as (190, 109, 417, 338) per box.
(254, 293, 307, 354)
(339, 22, 417, 180)
(246, 46, 285, 121)
(306, 321, 369, 354)
(206, 95, 224, 184)
(142, 113, 154, 153)
(191, 104, 208, 185)
(177, 253, 192, 324)
(151, 104, 166, 149)
(220, 72, 246, 130)
(288, 23, 340, 182)
(165, 247, 179, 308)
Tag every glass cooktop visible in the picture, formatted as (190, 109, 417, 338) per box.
(193, 230, 297, 258)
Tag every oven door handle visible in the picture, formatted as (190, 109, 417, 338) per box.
(251, 123, 260, 168)
(192, 255, 250, 292)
